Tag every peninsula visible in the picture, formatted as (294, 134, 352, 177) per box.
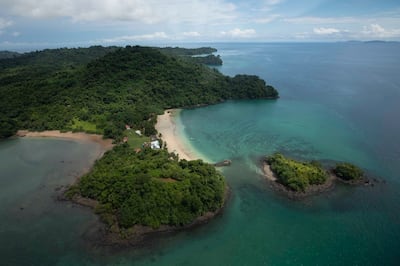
(0, 45, 278, 243)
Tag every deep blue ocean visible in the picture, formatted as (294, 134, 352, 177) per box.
(1, 43, 399, 265)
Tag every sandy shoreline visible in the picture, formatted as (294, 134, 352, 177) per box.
(155, 109, 205, 161)
(16, 130, 114, 154)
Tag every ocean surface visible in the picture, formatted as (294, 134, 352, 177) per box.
(1, 42, 400, 265)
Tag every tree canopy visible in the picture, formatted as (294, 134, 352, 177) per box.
(333, 162, 364, 180)
(266, 153, 328, 192)
(67, 146, 226, 229)
(0, 45, 278, 139)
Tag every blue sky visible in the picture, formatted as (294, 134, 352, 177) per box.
(0, 0, 399, 50)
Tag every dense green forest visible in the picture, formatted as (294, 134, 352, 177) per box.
(158, 47, 222, 65)
(66, 145, 226, 229)
(157, 46, 217, 56)
(191, 54, 223, 65)
(0, 45, 278, 231)
(266, 153, 328, 192)
(0, 45, 278, 139)
(0, 51, 21, 59)
(333, 162, 364, 180)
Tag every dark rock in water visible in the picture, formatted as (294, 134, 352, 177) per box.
(214, 160, 232, 167)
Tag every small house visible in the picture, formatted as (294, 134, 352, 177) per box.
(150, 140, 160, 149)
(125, 124, 131, 130)
(135, 130, 142, 136)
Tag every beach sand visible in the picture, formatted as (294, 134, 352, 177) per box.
(262, 162, 278, 181)
(16, 130, 114, 156)
(155, 109, 204, 161)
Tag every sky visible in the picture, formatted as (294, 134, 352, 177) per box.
(0, 0, 400, 50)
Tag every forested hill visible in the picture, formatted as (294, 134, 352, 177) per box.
(0, 45, 278, 139)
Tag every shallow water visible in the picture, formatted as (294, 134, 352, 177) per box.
(1, 43, 400, 265)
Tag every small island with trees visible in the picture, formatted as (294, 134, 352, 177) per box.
(263, 153, 369, 198)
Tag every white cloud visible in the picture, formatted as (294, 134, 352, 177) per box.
(284, 16, 356, 24)
(313, 27, 340, 35)
(103, 32, 169, 43)
(12, 31, 20, 37)
(183, 31, 200, 37)
(2, 0, 237, 25)
(361, 24, 400, 38)
(221, 28, 256, 38)
(254, 14, 281, 24)
(0, 18, 13, 29)
(264, 0, 284, 6)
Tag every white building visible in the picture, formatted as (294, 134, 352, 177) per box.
(150, 140, 160, 149)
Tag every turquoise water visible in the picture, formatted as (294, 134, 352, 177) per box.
(1, 43, 400, 265)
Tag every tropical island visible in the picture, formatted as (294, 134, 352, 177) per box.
(263, 153, 367, 198)
(0, 45, 278, 243)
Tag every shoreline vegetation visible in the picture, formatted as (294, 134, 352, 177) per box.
(154, 109, 206, 162)
(261, 153, 373, 199)
(2, 45, 279, 246)
(16, 127, 229, 246)
(16, 130, 114, 151)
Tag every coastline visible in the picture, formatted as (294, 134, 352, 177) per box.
(16, 130, 114, 157)
(155, 109, 209, 162)
(261, 161, 336, 199)
(89, 186, 231, 248)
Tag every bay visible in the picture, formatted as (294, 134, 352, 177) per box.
(1, 42, 399, 265)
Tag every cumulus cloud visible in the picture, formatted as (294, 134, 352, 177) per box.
(221, 28, 256, 38)
(361, 24, 400, 38)
(103, 32, 169, 43)
(1, 0, 236, 25)
(313, 27, 340, 35)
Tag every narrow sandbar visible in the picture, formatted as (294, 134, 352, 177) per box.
(16, 130, 114, 156)
(155, 109, 206, 161)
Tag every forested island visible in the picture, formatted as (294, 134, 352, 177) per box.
(0, 45, 278, 242)
(263, 153, 367, 197)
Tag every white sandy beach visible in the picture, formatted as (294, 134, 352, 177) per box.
(155, 109, 204, 161)
(263, 163, 278, 181)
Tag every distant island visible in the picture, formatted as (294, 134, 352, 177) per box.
(263, 153, 369, 198)
(158, 46, 223, 65)
(0, 45, 278, 244)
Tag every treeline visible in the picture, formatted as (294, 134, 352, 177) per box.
(0, 51, 21, 59)
(67, 146, 226, 229)
(0, 45, 278, 139)
(266, 153, 328, 192)
(266, 153, 365, 192)
(191, 55, 223, 66)
(158, 46, 217, 56)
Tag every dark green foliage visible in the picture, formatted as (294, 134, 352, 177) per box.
(267, 153, 328, 192)
(0, 45, 278, 139)
(159, 46, 222, 65)
(0, 51, 21, 59)
(191, 55, 223, 66)
(333, 162, 364, 180)
(72, 146, 225, 228)
(158, 47, 217, 56)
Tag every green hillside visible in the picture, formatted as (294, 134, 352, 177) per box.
(0, 45, 278, 140)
